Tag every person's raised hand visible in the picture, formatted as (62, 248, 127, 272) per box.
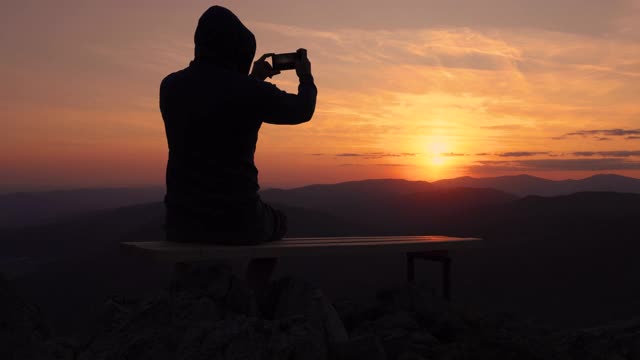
(295, 48, 312, 78)
(250, 53, 280, 81)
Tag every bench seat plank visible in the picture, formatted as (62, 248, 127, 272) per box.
(121, 235, 481, 262)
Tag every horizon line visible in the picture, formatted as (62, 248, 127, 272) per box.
(1, 172, 638, 195)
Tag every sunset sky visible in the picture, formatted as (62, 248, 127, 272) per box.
(2, 0, 640, 191)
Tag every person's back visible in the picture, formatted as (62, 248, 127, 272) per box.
(160, 6, 317, 244)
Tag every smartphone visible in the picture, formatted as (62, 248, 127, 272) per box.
(271, 52, 300, 71)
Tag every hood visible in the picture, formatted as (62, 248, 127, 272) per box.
(194, 6, 256, 74)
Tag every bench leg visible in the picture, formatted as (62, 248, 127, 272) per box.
(407, 253, 415, 282)
(442, 257, 451, 301)
(407, 251, 452, 301)
(245, 257, 278, 291)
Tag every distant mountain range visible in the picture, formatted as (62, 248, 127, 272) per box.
(261, 182, 517, 234)
(263, 173, 640, 201)
(432, 173, 640, 197)
(2, 175, 640, 333)
(0, 186, 165, 228)
(3, 174, 640, 229)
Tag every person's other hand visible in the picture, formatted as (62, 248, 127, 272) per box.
(295, 48, 312, 78)
(250, 53, 280, 81)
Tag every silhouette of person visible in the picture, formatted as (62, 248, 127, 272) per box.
(160, 6, 317, 244)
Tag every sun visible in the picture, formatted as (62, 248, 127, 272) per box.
(427, 139, 448, 166)
(409, 136, 459, 180)
(431, 153, 446, 166)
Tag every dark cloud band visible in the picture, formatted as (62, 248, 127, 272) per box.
(471, 158, 640, 172)
(334, 152, 417, 159)
(573, 151, 640, 157)
(555, 128, 640, 140)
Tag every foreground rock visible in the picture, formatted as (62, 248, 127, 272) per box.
(556, 319, 640, 360)
(0, 273, 75, 360)
(76, 266, 569, 360)
(4, 266, 640, 360)
(77, 263, 348, 360)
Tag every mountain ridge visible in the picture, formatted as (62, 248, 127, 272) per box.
(432, 173, 640, 196)
(3, 174, 640, 229)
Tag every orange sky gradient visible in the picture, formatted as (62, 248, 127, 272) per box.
(2, 0, 640, 192)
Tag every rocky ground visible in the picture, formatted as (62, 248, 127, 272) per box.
(2, 268, 640, 360)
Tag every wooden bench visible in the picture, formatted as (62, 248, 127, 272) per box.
(121, 235, 481, 300)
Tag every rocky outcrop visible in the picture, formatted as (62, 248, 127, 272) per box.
(556, 319, 640, 360)
(4, 266, 640, 360)
(0, 272, 75, 360)
(76, 263, 347, 360)
(338, 285, 565, 360)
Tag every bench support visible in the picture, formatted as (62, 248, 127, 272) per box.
(245, 257, 278, 291)
(407, 250, 452, 301)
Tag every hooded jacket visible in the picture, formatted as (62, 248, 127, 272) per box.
(160, 6, 317, 223)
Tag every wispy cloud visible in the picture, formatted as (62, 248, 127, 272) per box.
(252, 22, 522, 71)
(473, 150, 640, 158)
(568, 129, 640, 136)
(441, 152, 467, 157)
(573, 151, 640, 157)
(246, 0, 633, 35)
(497, 151, 550, 157)
(338, 163, 413, 167)
(555, 128, 640, 140)
(480, 124, 524, 130)
(333, 152, 418, 159)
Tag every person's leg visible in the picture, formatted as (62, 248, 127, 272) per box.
(261, 202, 288, 241)
(165, 206, 216, 243)
(273, 209, 287, 240)
(165, 200, 287, 245)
